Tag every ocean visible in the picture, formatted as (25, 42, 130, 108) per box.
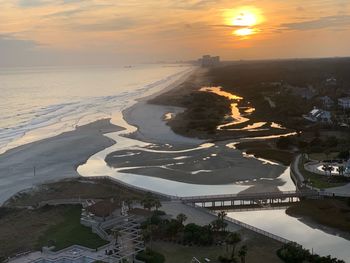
(0, 64, 192, 154)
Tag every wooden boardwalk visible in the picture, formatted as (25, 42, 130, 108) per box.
(181, 190, 319, 208)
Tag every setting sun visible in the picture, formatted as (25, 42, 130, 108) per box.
(224, 7, 263, 37)
(234, 28, 257, 36)
(231, 12, 257, 27)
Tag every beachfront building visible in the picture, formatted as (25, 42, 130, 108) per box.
(198, 55, 220, 67)
(303, 107, 332, 123)
(338, 97, 350, 109)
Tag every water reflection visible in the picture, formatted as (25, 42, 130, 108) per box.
(199, 86, 254, 128)
(227, 209, 350, 261)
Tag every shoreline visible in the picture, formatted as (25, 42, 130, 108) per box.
(0, 66, 195, 205)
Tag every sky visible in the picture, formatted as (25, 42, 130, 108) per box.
(0, 0, 350, 66)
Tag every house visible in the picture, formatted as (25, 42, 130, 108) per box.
(338, 97, 350, 109)
(319, 96, 334, 109)
(303, 107, 332, 123)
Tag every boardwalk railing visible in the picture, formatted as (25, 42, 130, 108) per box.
(192, 204, 291, 244)
(181, 190, 318, 203)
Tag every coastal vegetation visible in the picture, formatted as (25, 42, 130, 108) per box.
(169, 91, 231, 136)
(236, 141, 294, 166)
(140, 209, 284, 263)
(6, 178, 145, 207)
(277, 242, 345, 263)
(136, 248, 165, 263)
(286, 198, 350, 233)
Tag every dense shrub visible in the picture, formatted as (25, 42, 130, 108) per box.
(136, 248, 165, 263)
(277, 242, 345, 263)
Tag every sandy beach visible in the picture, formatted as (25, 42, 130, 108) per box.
(0, 119, 122, 205)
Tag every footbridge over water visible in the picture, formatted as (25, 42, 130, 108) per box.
(181, 190, 320, 209)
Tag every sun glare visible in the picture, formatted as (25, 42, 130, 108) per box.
(234, 28, 256, 37)
(224, 7, 263, 38)
(231, 12, 257, 27)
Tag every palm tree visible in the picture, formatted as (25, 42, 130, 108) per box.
(218, 211, 227, 221)
(154, 199, 162, 211)
(238, 245, 247, 263)
(225, 232, 241, 259)
(218, 211, 228, 232)
(337, 166, 345, 176)
(176, 213, 188, 226)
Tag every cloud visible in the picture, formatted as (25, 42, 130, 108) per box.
(0, 34, 39, 50)
(281, 15, 350, 31)
(170, 0, 220, 10)
(17, 0, 52, 7)
(72, 17, 139, 32)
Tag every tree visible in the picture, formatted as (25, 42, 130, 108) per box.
(176, 213, 187, 226)
(225, 232, 241, 260)
(337, 166, 345, 176)
(218, 211, 228, 232)
(141, 197, 153, 210)
(238, 245, 247, 263)
(154, 199, 162, 211)
(141, 193, 161, 211)
(143, 224, 157, 249)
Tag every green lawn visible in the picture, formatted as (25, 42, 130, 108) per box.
(37, 205, 108, 251)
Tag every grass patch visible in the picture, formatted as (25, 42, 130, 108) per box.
(245, 148, 294, 166)
(37, 205, 108, 251)
(286, 198, 350, 233)
(151, 238, 282, 263)
(8, 178, 145, 207)
(0, 206, 78, 259)
(308, 152, 339, 161)
(236, 141, 294, 166)
(151, 241, 226, 263)
(298, 157, 347, 189)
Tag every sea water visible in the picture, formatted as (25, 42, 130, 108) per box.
(0, 64, 192, 154)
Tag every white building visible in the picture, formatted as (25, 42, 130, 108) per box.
(338, 97, 350, 109)
(303, 108, 332, 123)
